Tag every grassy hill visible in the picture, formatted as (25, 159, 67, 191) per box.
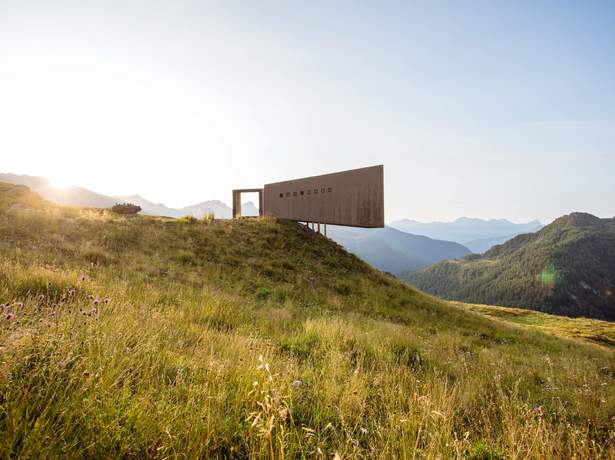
(0, 182, 614, 458)
(404, 213, 615, 321)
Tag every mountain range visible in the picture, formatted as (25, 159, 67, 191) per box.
(389, 217, 543, 253)
(326, 225, 471, 274)
(0, 173, 258, 218)
(404, 212, 615, 321)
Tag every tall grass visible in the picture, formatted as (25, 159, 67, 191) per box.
(0, 182, 613, 458)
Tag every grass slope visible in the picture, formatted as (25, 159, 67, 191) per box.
(454, 302, 615, 348)
(404, 213, 615, 321)
(0, 182, 614, 458)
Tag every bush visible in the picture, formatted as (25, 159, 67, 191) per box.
(111, 203, 142, 215)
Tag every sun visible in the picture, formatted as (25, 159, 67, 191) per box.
(48, 174, 74, 190)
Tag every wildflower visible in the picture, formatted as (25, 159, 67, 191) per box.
(531, 406, 543, 415)
(6, 312, 14, 320)
(291, 380, 303, 387)
(0, 304, 4, 310)
(91, 307, 98, 316)
(38, 294, 45, 301)
(360, 427, 368, 434)
(68, 288, 77, 297)
(93, 298, 100, 306)
(80, 275, 86, 281)
(257, 355, 270, 373)
(16, 302, 24, 308)
(103, 297, 110, 304)
(82, 370, 90, 378)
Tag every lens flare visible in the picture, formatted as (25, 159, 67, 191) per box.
(539, 264, 558, 290)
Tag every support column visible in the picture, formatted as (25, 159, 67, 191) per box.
(258, 189, 264, 217)
(232, 191, 241, 218)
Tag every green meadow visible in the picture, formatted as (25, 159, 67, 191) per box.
(0, 182, 613, 458)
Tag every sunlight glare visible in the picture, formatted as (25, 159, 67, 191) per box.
(48, 173, 74, 190)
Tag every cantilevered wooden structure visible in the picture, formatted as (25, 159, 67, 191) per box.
(233, 165, 384, 229)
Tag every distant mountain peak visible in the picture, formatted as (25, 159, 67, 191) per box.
(554, 212, 604, 228)
(389, 216, 544, 252)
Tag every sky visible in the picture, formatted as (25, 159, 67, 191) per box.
(1, 0, 614, 224)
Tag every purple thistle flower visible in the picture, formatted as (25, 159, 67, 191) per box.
(6, 312, 14, 320)
(69, 288, 77, 297)
(93, 298, 100, 306)
(0, 304, 4, 310)
(16, 302, 24, 308)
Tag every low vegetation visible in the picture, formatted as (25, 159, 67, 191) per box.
(0, 182, 614, 458)
(111, 202, 142, 215)
(404, 213, 615, 321)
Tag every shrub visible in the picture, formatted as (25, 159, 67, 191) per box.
(111, 203, 141, 215)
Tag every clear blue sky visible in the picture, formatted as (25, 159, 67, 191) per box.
(1, 1, 614, 223)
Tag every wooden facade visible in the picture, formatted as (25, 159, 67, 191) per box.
(262, 165, 384, 228)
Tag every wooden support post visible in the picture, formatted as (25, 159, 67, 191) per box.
(258, 190, 264, 217)
(232, 191, 241, 218)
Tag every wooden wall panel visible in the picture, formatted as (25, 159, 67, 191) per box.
(263, 165, 384, 228)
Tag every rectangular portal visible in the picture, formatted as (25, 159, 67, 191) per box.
(232, 188, 263, 218)
(263, 165, 384, 228)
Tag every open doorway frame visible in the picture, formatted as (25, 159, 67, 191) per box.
(232, 188, 263, 218)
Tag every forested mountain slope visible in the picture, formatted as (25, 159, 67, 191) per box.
(404, 213, 615, 320)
